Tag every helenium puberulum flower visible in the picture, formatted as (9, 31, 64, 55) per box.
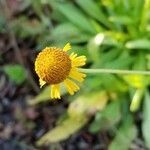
(35, 43, 86, 99)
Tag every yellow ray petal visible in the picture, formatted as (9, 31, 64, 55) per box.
(69, 52, 77, 60)
(63, 43, 71, 52)
(51, 85, 54, 98)
(70, 53, 86, 67)
(69, 68, 86, 82)
(72, 56, 86, 67)
(64, 79, 80, 95)
(39, 78, 46, 88)
(51, 84, 61, 99)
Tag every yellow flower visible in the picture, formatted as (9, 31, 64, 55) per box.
(35, 43, 86, 99)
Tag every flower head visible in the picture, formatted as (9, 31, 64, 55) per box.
(35, 43, 86, 99)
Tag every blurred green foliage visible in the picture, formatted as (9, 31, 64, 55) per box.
(3, 64, 26, 85)
(1, 0, 150, 149)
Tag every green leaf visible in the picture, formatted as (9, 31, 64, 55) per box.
(101, 51, 134, 69)
(11, 17, 45, 38)
(101, 100, 121, 127)
(125, 39, 150, 50)
(84, 76, 103, 91)
(68, 91, 108, 118)
(87, 33, 104, 63)
(37, 91, 108, 145)
(28, 86, 51, 105)
(147, 54, 150, 70)
(37, 117, 88, 145)
(100, 48, 121, 64)
(89, 100, 121, 133)
(109, 116, 137, 150)
(3, 64, 26, 85)
(130, 89, 144, 112)
(140, 0, 150, 31)
(28, 85, 67, 105)
(76, 0, 111, 28)
(51, 23, 91, 43)
(109, 16, 133, 25)
(101, 74, 128, 92)
(133, 53, 146, 70)
(123, 74, 149, 88)
(142, 91, 150, 149)
(54, 2, 96, 34)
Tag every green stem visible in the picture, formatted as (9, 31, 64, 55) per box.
(79, 68, 150, 75)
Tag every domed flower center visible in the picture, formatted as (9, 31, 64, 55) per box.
(35, 47, 71, 84)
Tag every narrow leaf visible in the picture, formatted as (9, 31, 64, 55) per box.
(54, 2, 96, 34)
(68, 91, 108, 118)
(76, 0, 111, 28)
(90, 100, 121, 133)
(28, 86, 67, 105)
(125, 39, 150, 50)
(109, 116, 137, 150)
(37, 117, 88, 145)
(142, 91, 150, 148)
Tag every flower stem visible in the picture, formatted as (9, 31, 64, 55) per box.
(80, 68, 150, 75)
